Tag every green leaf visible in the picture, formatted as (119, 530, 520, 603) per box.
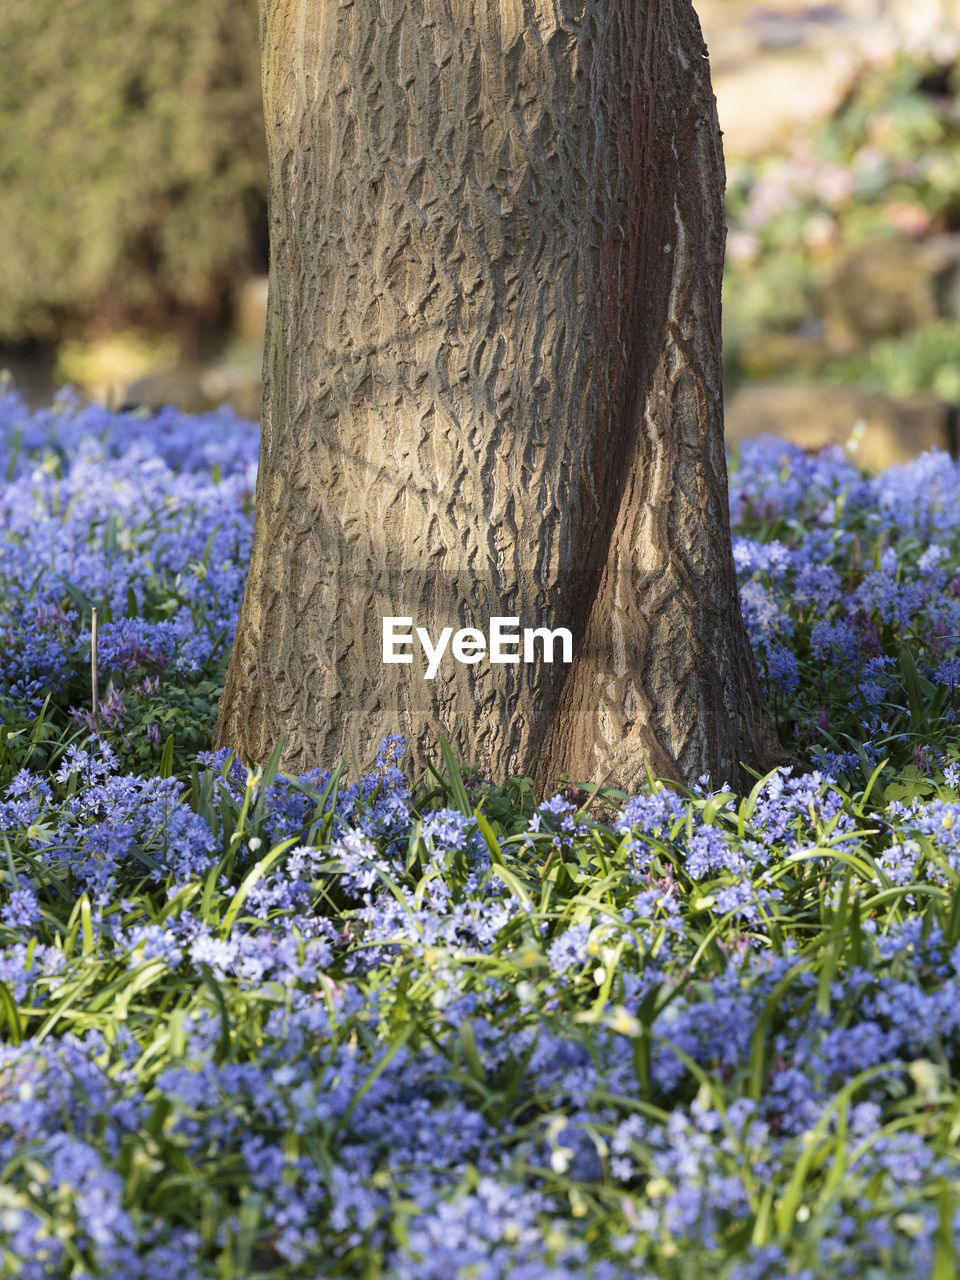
(898, 645, 930, 734)
(0, 981, 22, 1045)
(439, 735, 472, 818)
(473, 807, 532, 909)
(774, 1063, 895, 1237)
(933, 1182, 957, 1280)
(458, 1020, 486, 1085)
(199, 964, 232, 1065)
(221, 836, 299, 937)
(946, 884, 960, 946)
(159, 733, 175, 779)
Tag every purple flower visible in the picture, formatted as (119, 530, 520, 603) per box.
(0, 886, 41, 929)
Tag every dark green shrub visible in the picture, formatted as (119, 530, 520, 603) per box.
(0, 0, 266, 343)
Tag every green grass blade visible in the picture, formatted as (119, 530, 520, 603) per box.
(221, 836, 299, 937)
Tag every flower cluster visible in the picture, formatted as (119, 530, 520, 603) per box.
(2, 395, 960, 1274)
(0, 386, 255, 777)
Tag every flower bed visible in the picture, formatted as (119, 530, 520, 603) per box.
(1, 389, 960, 1277)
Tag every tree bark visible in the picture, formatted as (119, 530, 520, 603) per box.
(215, 0, 783, 793)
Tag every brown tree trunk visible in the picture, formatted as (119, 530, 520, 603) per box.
(215, 0, 783, 793)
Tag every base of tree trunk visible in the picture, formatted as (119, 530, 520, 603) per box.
(215, 0, 785, 796)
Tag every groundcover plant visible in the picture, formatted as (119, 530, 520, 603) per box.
(2, 386, 960, 1277)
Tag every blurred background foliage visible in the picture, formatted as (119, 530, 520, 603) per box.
(724, 52, 960, 395)
(0, 0, 266, 350)
(2, 0, 960, 469)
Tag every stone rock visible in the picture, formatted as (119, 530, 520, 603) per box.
(883, 0, 960, 49)
(698, 0, 960, 158)
(823, 236, 960, 351)
(122, 361, 261, 421)
(199, 361, 262, 421)
(724, 381, 950, 470)
(56, 333, 178, 408)
(734, 329, 833, 380)
(0, 348, 58, 408)
(712, 48, 843, 159)
(233, 276, 269, 348)
(120, 366, 218, 415)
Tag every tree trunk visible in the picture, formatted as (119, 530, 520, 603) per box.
(215, 0, 783, 793)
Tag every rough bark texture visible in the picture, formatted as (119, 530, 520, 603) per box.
(215, 0, 784, 793)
